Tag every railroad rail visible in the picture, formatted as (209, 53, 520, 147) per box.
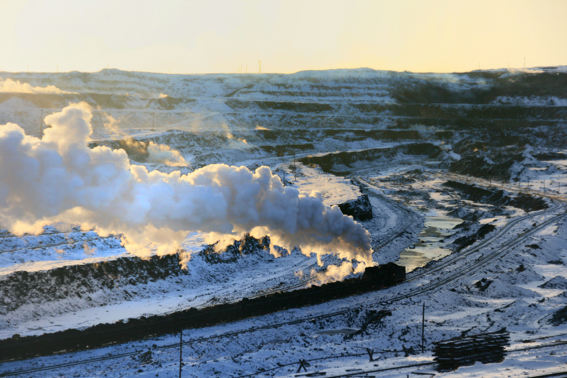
(1, 172, 565, 376)
(251, 183, 419, 298)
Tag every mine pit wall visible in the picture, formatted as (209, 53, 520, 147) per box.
(443, 180, 549, 212)
(0, 236, 270, 316)
(0, 254, 186, 315)
(300, 143, 444, 174)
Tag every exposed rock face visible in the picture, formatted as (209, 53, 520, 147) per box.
(443, 180, 548, 212)
(201, 235, 270, 264)
(300, 143, 443, 174)
(338, 194, 373, 222)
(539, 276, 567, 289)
(550, 303, 567, 326)
(451, 223, 496, 251)
(0, 235, 270, 316)
(0, 254, 186, 315)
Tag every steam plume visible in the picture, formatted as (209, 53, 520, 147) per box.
(0, 103, 372, 266)
(0, 78, 76, 94)
(102, 112, 188, 167)
(309, 260, 368, 285)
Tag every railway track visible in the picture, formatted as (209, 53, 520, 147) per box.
(318, 339, 567, 378)
(1, 172, 565, 376)
(355, 177, 420, 249)
(249, 179, 419, 298)
(5, 330, 566, 377)
(405, 202, 562, 284)
(358, 175, 562, 283)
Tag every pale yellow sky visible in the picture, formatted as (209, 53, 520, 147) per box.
(0, 0, 566, 74)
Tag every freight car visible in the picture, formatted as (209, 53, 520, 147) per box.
(0, 262, 404, 362)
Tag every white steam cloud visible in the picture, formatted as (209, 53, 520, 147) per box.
(102, 112, 188, 167)
(0, 78, 76, 94)
(309, 260, 367, 285)
(146, 142, 188, 167)
(0, 103, 372, 267)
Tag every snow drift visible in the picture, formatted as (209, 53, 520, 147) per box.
(0, 103, 372, 266)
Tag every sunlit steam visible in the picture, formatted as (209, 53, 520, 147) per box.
(101, 112, 122, 138)
(146, 142, 188, 167)
(0, 78, 76, 94)
(0, 103, 373, 268)
(309, 260, 368, 285)
(102, 112, 188, 167)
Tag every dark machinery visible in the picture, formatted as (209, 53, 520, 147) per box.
(0, 262, 405, 362)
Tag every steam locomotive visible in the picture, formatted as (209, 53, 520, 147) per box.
(0, 262, 404, 362)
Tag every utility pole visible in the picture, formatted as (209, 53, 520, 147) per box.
(179, 330, 183, 378)
(421, 302, 426, 353)
(245, 65, 248, 73)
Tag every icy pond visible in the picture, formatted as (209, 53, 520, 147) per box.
(395, 215, 463, 272)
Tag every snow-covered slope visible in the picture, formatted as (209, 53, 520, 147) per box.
(0, 67, 566, 376)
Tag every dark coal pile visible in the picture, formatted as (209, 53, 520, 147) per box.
(338, 194, 373, 221)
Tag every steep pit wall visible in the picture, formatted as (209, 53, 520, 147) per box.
(443, 180, 548, 212)
(300, 143, 443, 174)
(0, 235, 269, 315)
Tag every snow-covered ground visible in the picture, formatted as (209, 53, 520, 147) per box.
(1, 67, 567, 376)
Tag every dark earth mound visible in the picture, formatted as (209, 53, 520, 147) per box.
(338, 194, 373, 221)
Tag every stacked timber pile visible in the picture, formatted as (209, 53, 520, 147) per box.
(433, 328, 510, 371)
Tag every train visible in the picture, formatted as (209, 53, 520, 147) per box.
(0, 262, 405, 362)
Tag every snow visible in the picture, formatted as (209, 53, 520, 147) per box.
(283, 163, 360, 206)
(0, 68, 567, 376)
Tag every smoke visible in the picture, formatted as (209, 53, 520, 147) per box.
(308, 260, 368, 285)
(102, 112, 188, 167)
(0, 78, 76, 94)
(146, 142, 188, 167)
(102, 112, 122, 138)
(0, 103, 373, 266)
(221, 122, 249, 147)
